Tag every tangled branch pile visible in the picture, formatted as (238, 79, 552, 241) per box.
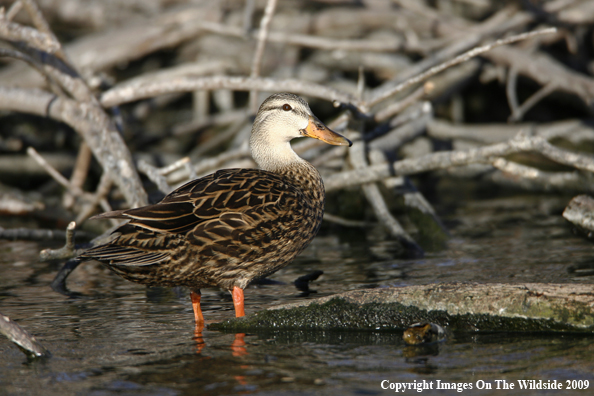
(1, 0, 594, 256)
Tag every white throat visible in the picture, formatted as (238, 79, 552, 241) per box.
(249, 108, 309, 172)
(250, 137, 305, 172)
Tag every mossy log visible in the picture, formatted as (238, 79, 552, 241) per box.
(211, 283, 594, 333)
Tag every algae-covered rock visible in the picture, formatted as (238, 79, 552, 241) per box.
(210, 283, 594, 333)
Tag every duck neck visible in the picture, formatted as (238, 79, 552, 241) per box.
(250, 135, 325, 206)
(250, 139, 305, 174)
(276, 161, 325, 209)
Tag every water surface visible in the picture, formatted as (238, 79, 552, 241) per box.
(1, 193, 593, 395)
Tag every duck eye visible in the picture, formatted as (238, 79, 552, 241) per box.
(282, 104, 292, 111)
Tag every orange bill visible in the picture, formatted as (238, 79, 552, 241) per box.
(301, 115, 352, 147)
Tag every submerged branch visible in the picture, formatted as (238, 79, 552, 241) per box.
(0, 312, 49, 358)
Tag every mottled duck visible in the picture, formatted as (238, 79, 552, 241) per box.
(80, 93, 352, 324)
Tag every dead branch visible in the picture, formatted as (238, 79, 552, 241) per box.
(39, 221, 77, 261)
(249, 0, 278, 112)
(0, 311, 49, 358)
(349, 127, 423, 255)
(0, 86, 147, 207)
(65, 143, 92, 209)
(368, 101, 433, 151)
(374, 82, 433, 123)
(322, 213, 372, 228)
(75, 172, 115, 225)
(0, 227, 91, 241)
(100, 75, 360, 109)
(0, 12, 59, 53)
(427, 119, 594, 145)
(324, 134, 594, 192)
(485, 44, 594, 105)
(366, 27, 557, 107)
(368, 149, 449, 236)
(0, 188, 44, 215)
(486, 162, 594, 193)
(27, 146, 85, 196)
(1, 0, 593, 256)
(563, 195, 594, 236)
(0, 5, 223, 88)
(0, 5, 148, 209)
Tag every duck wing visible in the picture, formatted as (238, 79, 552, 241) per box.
(81, 169, 307, 267)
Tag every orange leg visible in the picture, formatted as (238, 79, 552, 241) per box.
(232, 286, 245, 317)
(190, 289, 204, 324)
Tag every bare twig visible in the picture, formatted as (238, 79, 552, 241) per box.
(158, 157, 193, 177)
(0, 8, 147, 208)
(367, 28, 558, 107)
(101, 75, 361, 110)
(27, 145, 114, 218)
(192, 144, 251, 177)
(427, 118, 594, 145)
(323, 213, 372, 228)
(484, 43, 594, 105)
(249, 0, 278, 112)
(27, 146, 84, 195)
(0, 312, 49, 358)
(367, 101, 433, 151)
(196, 19, 405, 53)
(0, 227, 92, 242)
(75, 172, 115, 225)
(375, 82, 434, 122)
(486, 167, 594, 193)
(368, 149, 448, 236)
(324, 133, 594, 191)
(563, 195, 594, 235)
(242, 0, 255, 33)
(0, 14, 59, 53)
(1, 87, 147, 207)
(5, 1, 23, 21)
(189, 116, 249, 158)
(348, 128, 423, 255)
(509, 82, 558, 122)
(39, 221, 78, 261)
(20, 0, 65, 59)
(70, 144, 92, 190)
(138, 159, 174, 193)
(174, 108, 246, 136)
(506, 65, 520, 118)
(64, 143, 92, 209)
(490, 158, 593, 192)
(0, 47, 58, 89)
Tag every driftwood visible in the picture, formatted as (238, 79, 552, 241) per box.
(211, 283, 594, 333)
(0, 311, 49, 358)
(563, 195, 594, 238)
(0, 0, 593, 259)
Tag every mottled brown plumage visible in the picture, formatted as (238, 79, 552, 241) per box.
(80, 93, 352, 322)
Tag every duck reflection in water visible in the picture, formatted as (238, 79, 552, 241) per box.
(192, 324, 247, 357)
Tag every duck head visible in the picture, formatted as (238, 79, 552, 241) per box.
(250, 92, 352, 172)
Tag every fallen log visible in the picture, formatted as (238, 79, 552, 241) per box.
(211, 283, 594, 333)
